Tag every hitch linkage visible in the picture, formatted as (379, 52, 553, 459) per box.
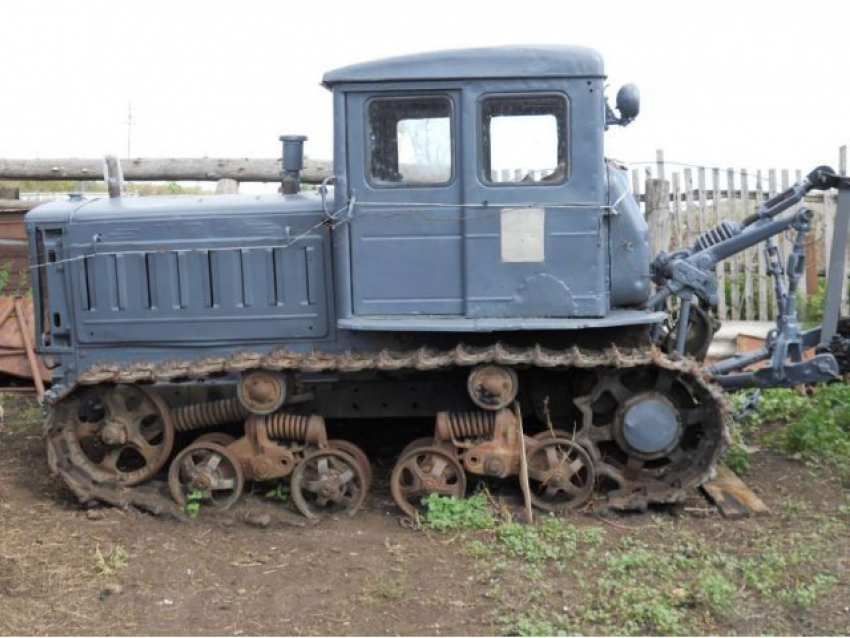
(649, 166, 848, 389)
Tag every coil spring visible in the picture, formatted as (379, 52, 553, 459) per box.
(692, 220, 742, 253)
(253, 412, 323, 443)
(442, 411, 497, 439)
(172, 397, 249, 432)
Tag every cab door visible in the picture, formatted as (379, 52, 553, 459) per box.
(345, 90, 464, 316)
(461, 84, 609, 318)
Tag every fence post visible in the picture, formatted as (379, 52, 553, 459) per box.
(215, 178, 239, 194)
(656, 149, 665, 181)
(645, 177, 672, 257)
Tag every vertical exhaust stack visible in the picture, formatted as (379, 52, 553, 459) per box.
(279, 135, 307, 195)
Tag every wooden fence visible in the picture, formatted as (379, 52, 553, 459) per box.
(1, 151, 847, 321)
(636, 148, 849, 321)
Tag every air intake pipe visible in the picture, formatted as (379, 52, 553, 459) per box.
(280, 134, 307, 194)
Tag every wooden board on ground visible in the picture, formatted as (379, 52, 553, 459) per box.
(702, 465, 771, 519)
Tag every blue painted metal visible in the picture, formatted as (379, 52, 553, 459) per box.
(621, 397, 680, 455)
(23, 45, 665, 396)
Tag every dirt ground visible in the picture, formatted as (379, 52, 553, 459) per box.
(1, 394, 849, 636)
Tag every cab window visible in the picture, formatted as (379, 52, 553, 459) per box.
(367, 96, 453, 187)
(481, 95, 568, 185)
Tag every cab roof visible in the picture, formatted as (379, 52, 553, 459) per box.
(321, 45, 605, 88)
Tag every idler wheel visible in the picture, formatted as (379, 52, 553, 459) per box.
(291, 449, 368, 520)
(237, 370, 288, 415)
(168, 442, 244, 512)
(525, 438, 595, 512)
(390, 446, 466, 518)
(467, 365, 518, 411)
(59, 384, 175, 486)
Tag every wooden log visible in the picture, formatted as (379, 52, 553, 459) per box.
(656, 149, 665, 181)
(0, 199, 37, 211)
(0, 157, 333, 184)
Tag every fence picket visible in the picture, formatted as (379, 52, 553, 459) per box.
(713, 167, 727, 320)
(727, 168, 741, 319)
(741, 171, 755, 320)
(756, 170, 768, 320)
(683, 169, 695, 248)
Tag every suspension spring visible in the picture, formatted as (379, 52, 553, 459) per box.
(692, 220, 742, 253)
(435, 410, 496, 442)
(173, 397, 249, 432)
(250, 412, 326, 445)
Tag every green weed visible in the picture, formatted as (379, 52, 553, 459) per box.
(184, 489, 204, 519)
(421, 492, 495, 531)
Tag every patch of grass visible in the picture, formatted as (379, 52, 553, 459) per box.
(497, 609, 572, 637)
(464, 539, 493, 558)
(365, 574, 408, 601)
(778, 573, 837, 608)
(496, 517, 605, 563)
(94, 544, 128, 576)
(722, 443, 751, 475)
(735, 383, 850, 466)
(421, 492, 495, 531)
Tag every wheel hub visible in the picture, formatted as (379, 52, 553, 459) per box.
(99, 420, 129, 445)
(618, 393, 681, 457)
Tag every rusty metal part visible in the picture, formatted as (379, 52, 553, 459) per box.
(251, 412, 326, 445)
(290, 449, 368, 520)
(390, 445, 467, 517)
(226, 416, 299, 482)
(193, 432, 237, 447)
(525, 437, 595, 512)
(399, 437, 436, 460)
(574, 366, 728, 510)
(237, 369, 288, 415)
(46, 344, 727, 514)
(46, 384, 174, 488)
(467, 364, 518, 410)
(172, 397, 249, 433)
(435, 410, 496, 442)
(457, 409, 523, 479)
(168, 442, 244, 511)
(328, 439, 372, 491)
(0, 296, 52, 391)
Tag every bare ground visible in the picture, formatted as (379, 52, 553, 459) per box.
(1, 395, 849, 636)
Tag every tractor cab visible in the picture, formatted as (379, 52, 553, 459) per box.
(322, 45, 652, 331)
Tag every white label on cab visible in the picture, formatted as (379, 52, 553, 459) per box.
(500, 207, 545, 262)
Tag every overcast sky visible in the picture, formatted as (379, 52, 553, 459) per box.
(3, 0, 849, 176)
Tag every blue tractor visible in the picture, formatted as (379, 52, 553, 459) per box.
(25, 46, 849, 518)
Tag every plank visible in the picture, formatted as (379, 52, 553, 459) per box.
(672, 172, 683, 249)
(656, 149, 665, 181)
(728, 169, 741, 320)
(697, 166, 708, 238)
(713, 167, 727, 320)
(683, 168, 695, 246)
(757, 171, 768, 320)
(702, 465, 771, 519)
(741, 171, 755, 321)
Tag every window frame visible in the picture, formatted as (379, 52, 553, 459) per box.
(364, 93, 457, 189)
(477, 92, 571, 187)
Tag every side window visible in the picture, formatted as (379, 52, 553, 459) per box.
(367, 96, 453, 186)
(481, 95, 568, 185)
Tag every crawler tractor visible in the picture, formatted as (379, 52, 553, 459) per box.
(8, 45, 850, 519)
